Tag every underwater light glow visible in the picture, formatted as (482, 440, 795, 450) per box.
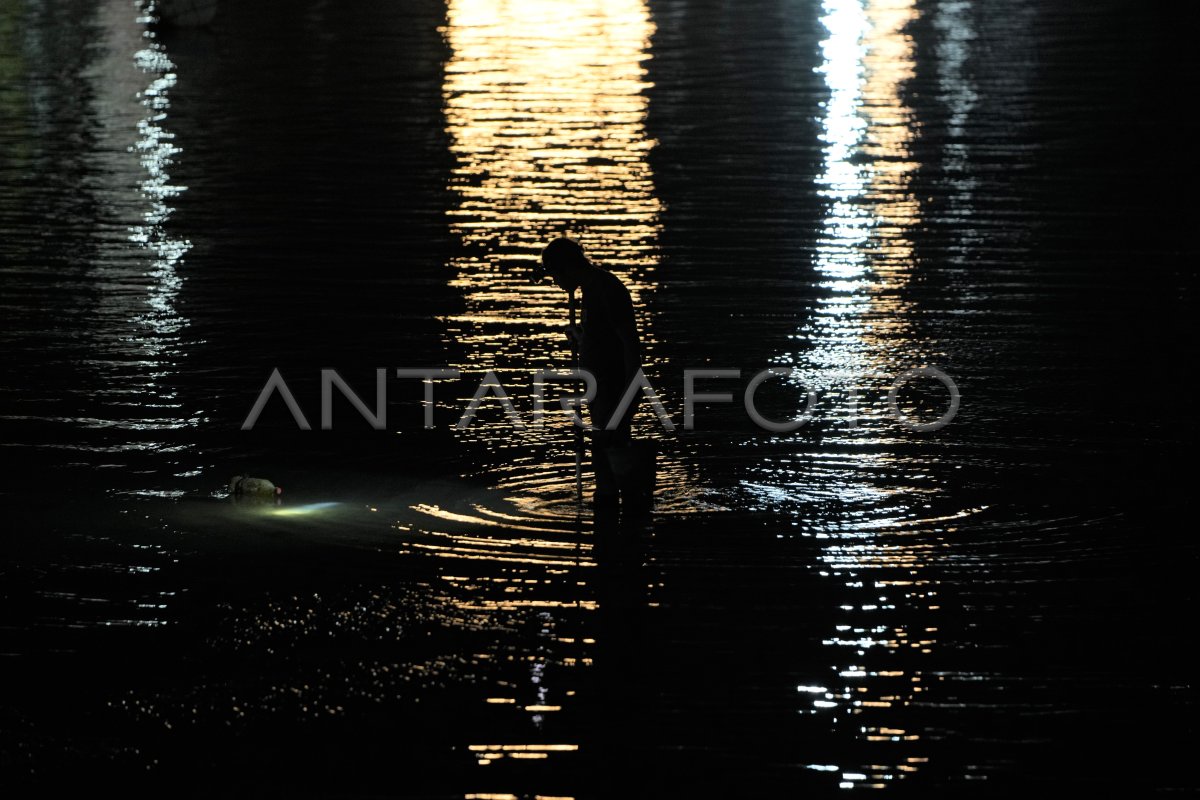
(269, 502, 342, 517)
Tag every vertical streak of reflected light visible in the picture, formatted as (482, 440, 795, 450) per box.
(431, 6, 669, 777)
(813, 0, 928, 787)
(85, 0, 191, 429)
(440, 0, 674, 499)
(805, 0, 921, 389)
(130, 8, 190, 338)
(761, 0, 958, 790)
(441, 0, 660, 389)
(934, 0, 980, 257)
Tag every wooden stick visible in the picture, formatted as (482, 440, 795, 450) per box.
(569, 290, 583, 504)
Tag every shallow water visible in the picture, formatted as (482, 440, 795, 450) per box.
(0, 0, 1193, 794)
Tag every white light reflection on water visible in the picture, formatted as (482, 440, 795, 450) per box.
(805, 0, 933, 788)
(84, 0, 199, 460)
(55, 0, 201, 627)
(742, 0, 979, 789)
(934, 0, 980, 258)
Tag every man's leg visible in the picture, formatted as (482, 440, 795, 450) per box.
(605, 387, 653, 518)
(592, 384, 641, 503)
(589, 392, 621, 504)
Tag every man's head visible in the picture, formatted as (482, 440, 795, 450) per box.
(539, 236, 589, 291)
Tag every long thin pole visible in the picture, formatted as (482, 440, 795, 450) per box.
(569, 290, 583, 504)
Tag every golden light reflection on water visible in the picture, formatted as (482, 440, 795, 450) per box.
(435, 0, 701, 515)
(401, 14, 671, 771)
(441, 0, 660, 375)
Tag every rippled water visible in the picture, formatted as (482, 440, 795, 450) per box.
(1, 0, 1193, 794)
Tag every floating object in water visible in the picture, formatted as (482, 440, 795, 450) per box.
(229, 475, 282, 505)
(156, 0, 218, 28)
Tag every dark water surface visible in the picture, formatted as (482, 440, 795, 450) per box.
(1, 0, 1194, 795)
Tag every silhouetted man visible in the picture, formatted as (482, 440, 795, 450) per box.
(538, 237, 642, 513)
